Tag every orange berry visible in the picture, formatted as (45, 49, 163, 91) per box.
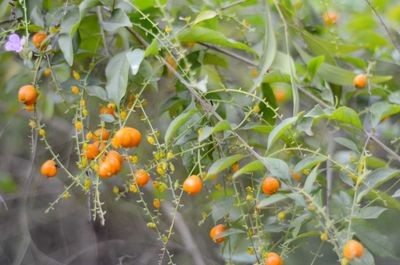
(183, 175, 202, 195)
(290, 171, 301, 182)
(250, 68, 259, 78)
(265, 252, 283, 265)
(18, 85, 38, 105)
(125, 127, 142, 147)
(84, 141, 104, 160)
(262, 177, 280, 195)
(323, 11, 338, 25)
(40, 160, 57, 177)
(274, 89, 287, 103)
(112, 127, 142, 149)
(134, 169, 150, 187)
(106, 150, 123, 173)
(43, 68, 52, 77)
(210, 224, 226, 243)
(343, 240, 364, 260)
(99, 105, 115, 116)
(232, 162, 239, 173)
(32, 32, 48, 49)
(94, 128, 110, 141)
(98, 161, 115, 178)
(353, 74, 367, 89)
(153, 198, 161, 209)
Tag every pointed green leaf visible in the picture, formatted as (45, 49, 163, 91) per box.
(294, 155, 326, 173)
(126, 49, 145, 75)
(102, 8, 132, 32)
(330, 106, 363, 130)
(198, 120, 231, 142)
(262, 157, 290, 179)
(164, 109, 197, 144)
(193, 10, 218, 25)
(105, 51, 130, 105)
(267, 116, 298, 149)
(233, 160, 264, 179)
(178, 27, 256, 54)
(257, 194, 287, 208)
(207, 154, 244, 177)
(304, 166, 319, 193)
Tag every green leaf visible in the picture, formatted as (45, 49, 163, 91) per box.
(330, 106, 363, 130)
(257, 194, 287, 208)
(79, 0, 99, 16)
(295, 44, 391, 86)
(358, 168, 400, 202)
(353, 220, 397, 259)
(307, 55, 325, 80)
(370, 101, 400, 127)
(304, 166, 319, 193)
(252, 7, 276, 91)
(267, 116, 298, 149)
(334, 137, 360, 152)
(126, 49, 145, 75)
(105, 51, 130, 105)
(233, 160, 264, 179)
(193, 10, 218, 25)
(144, 39, 159, 57)
(262, 157, 290, 179)
(164, 108, 197, 144)
(178, 27, 256, 54)
(260, 83, 277, 125)
(294, 155, 326, 173)
(86, 85, 108, 101)
(207, 154, 244, 177)
(58, 34, 74, 66)
(198, 120, 231, 142)
(102, 8, 132, 32)
(354, 206, 387, 219)
(131, 0, 167, 10)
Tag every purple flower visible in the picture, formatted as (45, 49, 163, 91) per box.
(4, 33, 25, 53)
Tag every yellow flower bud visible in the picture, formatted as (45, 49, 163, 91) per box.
(71, 85, 79, 94)
(72, 70, 81, 81)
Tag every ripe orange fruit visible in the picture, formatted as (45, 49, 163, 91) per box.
(343, 240, 364, 260)
(112, 127, 142, 148)
(134, 169, 150, 187)
(210, 224, 226, 243)
(183, 175, 202, 195)
(353, 74, 367, 89)
(94, 128, 110, 141)
(265, 252, 282, 265)
(290, 171, 301, 182)
(323, 11, 338, 25)
(232, 162, 239, 173)
(18, 85, 38, 105)
(40, 160, 57, 177)
(262, 177, 280, 195)
(274, 88, 287, 103)
(32, 32, 48, 49)
(106, 150, 123, 173)
(98, 161, 115, 178)
(84, 141, 105, 160)
(99, 105, 115, 116)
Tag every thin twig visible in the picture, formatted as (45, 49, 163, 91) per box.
(364, 0, 400, 54)
(198, 42, 257, 66)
